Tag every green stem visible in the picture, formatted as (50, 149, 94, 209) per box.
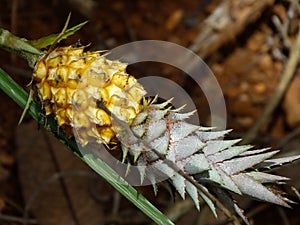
(0, 68, 174, 225)
(0, 19, 88, 67)
(0, 28, 42, 67)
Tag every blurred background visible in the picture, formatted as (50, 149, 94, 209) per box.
(0, 0, 300, 224)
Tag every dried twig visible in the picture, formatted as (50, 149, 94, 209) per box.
(276, 125, 300, 148)
(0, 213, 37, 224)
(188, 0, 275, 58)
(242, 0, 300, 143)
(242, 9, 300, 144)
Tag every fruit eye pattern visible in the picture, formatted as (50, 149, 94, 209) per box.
(33, 45, 146, 145)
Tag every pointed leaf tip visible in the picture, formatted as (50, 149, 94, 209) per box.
(170, 122, 199, 142)
(172, 173, 186, 199)
(232, 173, 291, 207)
(185, 180, 200, 211)
(257, 154, 300, 169)
(221, 150, 280, 175)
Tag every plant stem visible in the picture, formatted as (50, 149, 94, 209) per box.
(0, 28, 41, 67)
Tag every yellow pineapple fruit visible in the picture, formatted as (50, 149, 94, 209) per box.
(33, 45, 146, 145)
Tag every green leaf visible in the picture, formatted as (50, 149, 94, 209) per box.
(174, 136, 205, 160)
(169, 122, 199, 141)
(185, 153, 210, 174)
(0, 68, 77, 152)
(29, 20, 88, 50)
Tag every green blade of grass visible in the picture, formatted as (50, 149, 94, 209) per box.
(0, 68, 175, 225)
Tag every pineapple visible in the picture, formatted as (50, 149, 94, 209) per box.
(33, 45, 146, 145)
(31, 44, 300, 224)
(1, 21, 299, 224)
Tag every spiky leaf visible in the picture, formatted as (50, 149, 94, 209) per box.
(115, 100, 300, 221)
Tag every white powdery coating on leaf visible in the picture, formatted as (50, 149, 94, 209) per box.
(220, 151, 279, 175)
(120, 103, 298, 216)
(184, 154, 210, 174)
(173, 135, 205, 160)
(172, 173, 186, 199)
(196, 129, 231, 142)
(208, 145, 253, 162)
(203, 139, 241, 156)
(185, 179, 200, 210)
(169, 121, 199, 142)
(145, 119, 167, 142)
(231, 173, 290, 207)
(246, 171, 289, 183)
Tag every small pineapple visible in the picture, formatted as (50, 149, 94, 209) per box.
(1, 21, 299, 224)
(32, 43, 299, 224)
(33, 45, 146, 145)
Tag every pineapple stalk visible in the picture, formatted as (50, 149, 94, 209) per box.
(0, 28, 42, 67)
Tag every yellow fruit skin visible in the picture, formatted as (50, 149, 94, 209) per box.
(33, 45, 146, 145)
